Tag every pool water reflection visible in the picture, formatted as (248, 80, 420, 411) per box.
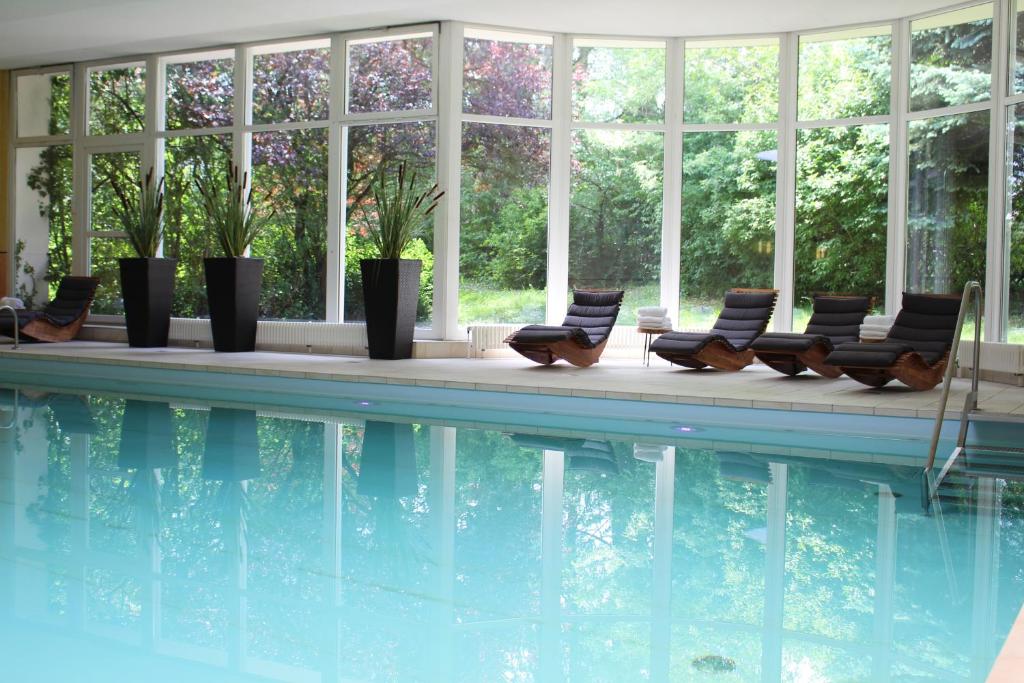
(0, 389, 1022, 682)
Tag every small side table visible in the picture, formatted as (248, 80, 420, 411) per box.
(638, 327, 672, 366)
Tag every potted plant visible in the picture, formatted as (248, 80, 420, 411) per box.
(360, 161, 443, 360)
(197, 164, 268, 352)
(115, 167, 176, 347)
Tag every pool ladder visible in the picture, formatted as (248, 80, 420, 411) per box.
(0, 304, 19, 350)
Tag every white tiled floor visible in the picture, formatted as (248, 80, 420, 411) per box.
(2, 340, 1023, 420)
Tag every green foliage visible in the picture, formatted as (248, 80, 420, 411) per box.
(363, 161, 444, 260)
(114, 167, 165, 258)
(196, 163, 270, 258)
(14, 240, 38, 308)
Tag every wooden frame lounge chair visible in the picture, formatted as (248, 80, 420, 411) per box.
(0, 276, 100, 342)
(505, 289, 624, 367)
(649, 288, 778, 371)
(823, 292, 961, 390)
(751, 294, 872, 377)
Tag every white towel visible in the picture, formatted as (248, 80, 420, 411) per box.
(638, 316, 671, 328)
(0, 297, 25, 310)
(862, 315, 894, 326)
(638, 306, 668, 317)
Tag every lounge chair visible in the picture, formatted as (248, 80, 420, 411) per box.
(751, 294, 872, 377)
(505, 289, 624, 367)
(823, 292, 961, 390)
(649, 288, 778, 371)
(0, 276, 100, 342)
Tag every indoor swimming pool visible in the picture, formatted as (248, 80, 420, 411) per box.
(1, 376, 1023, 682)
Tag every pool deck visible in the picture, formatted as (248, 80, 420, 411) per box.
(1, 340, 1023, 421)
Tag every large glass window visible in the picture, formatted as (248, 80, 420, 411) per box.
(164, 51, 235, 130)
(910, 4, 993, 112)
(347, 33, 433, 114)
(798, 27, 891, 121)
(795, 125, 888, 328)
(88, 151, 140, 315)
(570, 129, 663, 323)
(572, 39, 665, 124)
(684, 38, 779, 124)
(1007, 104, 1024, 343)
(251, 41, 330, 124)
(1015, 0, 1024, 93)
(906, 111, 988, 299)
(345, 122, 436, 324)
(460, 123, 550, 325)
(88, 64, 145, 135)
(680, 131, 777, 329)
(463, 28, 553, 119)
(13, 146, 73, 307)
(16, 71, 71, 138)
(251, 128, 329, 320)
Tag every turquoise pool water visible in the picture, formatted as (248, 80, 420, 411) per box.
(1, 377, 1023, 682)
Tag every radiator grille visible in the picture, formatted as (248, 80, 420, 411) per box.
(169, 318, 368, 355)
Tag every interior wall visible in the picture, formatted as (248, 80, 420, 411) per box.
(0, 70, 8, 297)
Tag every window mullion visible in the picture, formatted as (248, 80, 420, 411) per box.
(986, 0, 1011, 341)
(546, 34, 572, 326)
(774, 32, 797, 332)
(661, 38, 683, 322)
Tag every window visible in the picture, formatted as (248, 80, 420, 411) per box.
(1006, 104, 1024, 342)
(88, 151, 140, 315)
(572, 39, 665, 124)
(13, 146, 73, 307)
(345, 122, 437, 324)
(16, 71, 71, 137)
(460, 123, 550, 325)
(1015, 0, 1024, 93)
(347, 32, 433, 114)
(680, 131, 777, 329)
(570, 129, 664, 323)
(463, 28, 553, 119)
(684, 38, 779, 124)
(910, 4, 993, 111)
(251, 128, 329, 320)
(798, 27, 891, 121)
(251, 41, 330, 124)
(794, 125, 888, 328)
(88, 64, 145, 135)
(164, 51, 235, 130)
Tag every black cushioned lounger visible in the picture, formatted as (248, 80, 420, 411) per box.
(0, 276, 100, 342)
(649, 288, 778, 371)
(505, 289, 624, 367)
(823, 292, 962, 390)
(751, 294, 872, 377)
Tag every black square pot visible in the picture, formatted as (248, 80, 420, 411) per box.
(117, 400, 177, 471)
(360, 258, 421, 360)
(204, 257, 263, 352)
(119, 257, 176, 348)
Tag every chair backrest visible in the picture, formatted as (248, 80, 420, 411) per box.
(885, 292, 962, 361)
(803, 294, 872, 344)
(710, 288, 778, 350)
(561, 290, 625, 346)
(42, 277, 100, 326)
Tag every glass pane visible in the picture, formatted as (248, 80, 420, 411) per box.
(1015, 0, 1024, 93)
(684, 38, 779, 124)
(16, 71, 71, 137)
(460, 122, 550, 325)
(88, 64, 145, 135)
(798, 27, 891, 121)
(463, 28, 553, 119)
(910, 4, 993, 111)
(89, 151, 140, 233)
(906, 111, 988, 304)
(795, 125, 888, 329)
(252, 43, 330, 124)
(89, 238, 134, 315)
(13, 145, 72, 307)
(572, 39, 665, 124)
(251, 128, 329, 320)
(570, 129, 663, 324)
(163, 135, 232, 317)
(345, 122, 437, 324)
(681, 131, 776, 330)
(165, 53, 235, 130)
(347, 33, 433, 114)
(1007, 103, 1024, 342)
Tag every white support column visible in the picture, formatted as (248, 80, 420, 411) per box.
(540, 449, 565, 682)
(232, 47, 252, 257)
(321, 422, 341, 679)
(430, 426, 457, 681)
(774, 34, 798, 331)
(69, 434, 89, 627)
(71, 64, 88, 276)
(145, 55, 164, 257)
(871, 484, 897, 682)
(661, 40, 683, 321)
(987, 0, 1011, 341)
(546, 35, 572, 326)
(971, 477, 1001, 680)
(650, 446, 676, 683)
(887, 19, 911, 315)
(434, 21, 464, 340)
(761, 462, 787, 682)
(328, 35, 347, 322)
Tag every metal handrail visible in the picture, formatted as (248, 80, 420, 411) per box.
(924, 281, 983, 476)
(0, 304, 20, 350)
(0, 388, 17, 430)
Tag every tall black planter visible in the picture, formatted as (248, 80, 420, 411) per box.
(204, 257, 263, 352)
(119, 257, 176, 347)
(360, 258, 421, 360)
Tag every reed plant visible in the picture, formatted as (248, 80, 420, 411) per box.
(364, 161, 444, 260)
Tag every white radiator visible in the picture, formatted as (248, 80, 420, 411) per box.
(958, 341, 1024, 385)
(169, 318, 368, 355)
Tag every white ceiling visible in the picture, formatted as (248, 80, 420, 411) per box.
(0, 0, 966, 69)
